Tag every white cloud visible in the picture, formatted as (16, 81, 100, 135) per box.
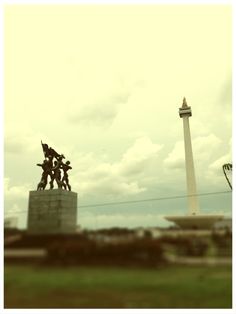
(206, 137, 232, 187)
(5, 134, 36, 154)
(4, 178, 30, 200)
(209, 153, 232, 174)
(119, 137, 163, 176)
(70, 136, 162, 198)
(67, 77, 131, 127)
(68, 102, 119, 127)
(4, 137, 25, 154)
(122, 137, 162, 163)
(164, 141, 185, 170)
(164, 134, 222, 170)
(193, 134, 222, 161)
(4, 129, 54, 155)
(203, 136, 231, 185)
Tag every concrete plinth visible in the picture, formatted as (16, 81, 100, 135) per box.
(27, 189, 78, 234)
(164, 214, 224, 230)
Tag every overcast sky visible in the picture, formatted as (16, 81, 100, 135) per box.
(4, 4, 232, 229)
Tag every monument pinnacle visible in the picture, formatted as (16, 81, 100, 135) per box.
(182, 97, 188, 108)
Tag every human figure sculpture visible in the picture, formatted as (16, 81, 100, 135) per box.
(50, 155, 64, 189)
(61, 161, 72, 191)
(36, 142, 72, 191)
(37, 157, 53, 190)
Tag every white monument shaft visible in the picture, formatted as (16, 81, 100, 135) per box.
(164, 98, 223, 229)
(179, 98, 199, 215)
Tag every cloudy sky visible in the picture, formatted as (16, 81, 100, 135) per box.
(4, 4, 232, 229)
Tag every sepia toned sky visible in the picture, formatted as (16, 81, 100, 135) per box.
(4, 4, 232, 229)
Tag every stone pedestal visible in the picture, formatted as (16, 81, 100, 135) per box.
(27, 189, 77, 234)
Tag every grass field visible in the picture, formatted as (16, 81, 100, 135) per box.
(4, 264, 232, 308)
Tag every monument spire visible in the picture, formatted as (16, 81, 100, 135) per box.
(179, 98, 199, 215)
(182, 97, 188, 108)
(164, 98, 224, 229)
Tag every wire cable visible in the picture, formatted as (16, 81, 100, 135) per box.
(79, 190, 232, 208)
(4, 190, 232, 215)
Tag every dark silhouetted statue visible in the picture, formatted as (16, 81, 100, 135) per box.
(37, 141, 72, 191)
(61, 161, 72, 191)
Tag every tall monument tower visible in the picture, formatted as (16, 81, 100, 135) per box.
(179, 97, 199, 215)
(164, 98, 224, 229)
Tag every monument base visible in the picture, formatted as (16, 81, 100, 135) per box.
(164, 214, 224, 230)
(27, 189, 78, 234)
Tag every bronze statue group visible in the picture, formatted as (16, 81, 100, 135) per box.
(37, 141, 72, 191)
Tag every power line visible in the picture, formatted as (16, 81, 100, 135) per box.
(79, 190, 232, 208)
(4, 190, 232, 215)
